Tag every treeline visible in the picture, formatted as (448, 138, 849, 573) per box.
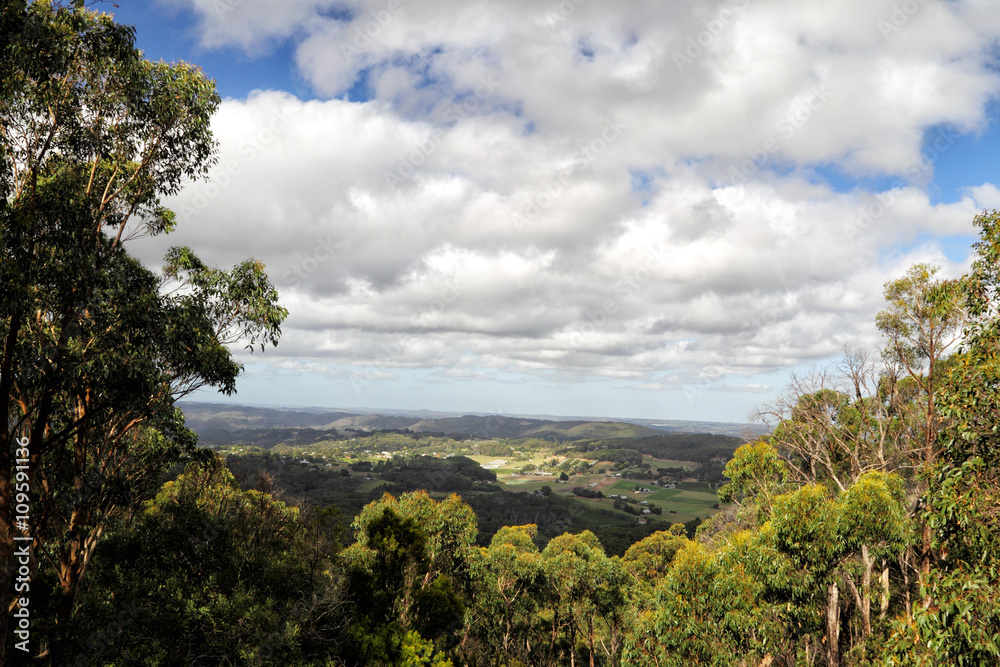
(57, 466, 695, 666)
(224, 451, 672, 554)
(200, 426, 349, 449)
(377, 455, 498, 491)
(568, 432, 743, 463)
(580, 447, 643, 465)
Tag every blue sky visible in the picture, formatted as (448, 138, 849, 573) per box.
(113, 0, 1000, 422)
(110, 3, 305, 98)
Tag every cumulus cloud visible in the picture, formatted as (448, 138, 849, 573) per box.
(137, 0, 1000, 416)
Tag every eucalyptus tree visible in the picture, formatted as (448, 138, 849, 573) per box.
(0, 0, 286, 657)
(540, 530, 607, 667)
(753, 352, 914, 494)
(838, 471, 909, 642)
(753, 346, 950, 622)
(622, 524, 688, 580)
(717, 439, 789, 520)
(466, 524, 545, 666)
(881, 211, 1000, 665)
(874, 264, 967, 589)
(622, 530, 792, 667)
(876, 263, 966, 467)
(341, 492, 473, 664)
(59, 458, 338, 666)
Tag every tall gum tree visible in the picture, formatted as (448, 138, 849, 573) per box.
(882, 210, 1000, 664)
(876, 263, 966, 594)
(876, 263, 966, 469)
(0, 1, 287, 658)
(466, 524, 544, 666)
(753, 347, 917, 494)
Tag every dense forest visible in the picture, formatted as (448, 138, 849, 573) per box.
(2, 2, 999, 665)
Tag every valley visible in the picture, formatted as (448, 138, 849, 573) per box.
(189, 401, 747, 554)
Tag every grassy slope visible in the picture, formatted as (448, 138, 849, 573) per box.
(524, 421, 664, 440)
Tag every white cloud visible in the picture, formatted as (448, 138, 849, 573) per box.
(138, 0, 1000, 418)
(162, 0, 350, 53)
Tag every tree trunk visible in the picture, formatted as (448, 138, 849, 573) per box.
(588, 615, 595, 667)
(901, 550, 912, 621)
(879, 565, 890, 618)
(569, 623, 576, 667)
(845, 575, 865, 638)
(860, 545, 873, 636)
(546, 611, 558, 667)
(826, 581, 840, 667)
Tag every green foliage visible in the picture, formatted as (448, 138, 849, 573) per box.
(0, 0, 287, 658)
(579, 448, 644, 465)
(839, 471, 909, 560)
(540, 531, 620, 666)
(882, 210, 1000, 666)
(466, 525, 545, 665)
(768, 484, 842, 574)
(63, 459, 339, 665)
(622, 525, 689, 585)
(718, 439, 788, 517)
(377, 456, 498, 492)
(341, 492, 473, 665)
(876, 263, 965, 381)
(623, 534, 784, 666)
(399, 630, 454, 667)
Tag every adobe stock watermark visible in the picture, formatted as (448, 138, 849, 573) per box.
(284, 234, 343, 289)
(174, 106, 293, 224)
(843, 125, 960, 243)
(350, 276, 466, 394)
(726, 82, 833, 189)
(545, 0, 588, 24)
(565, 244, 672, 350)
(339, 0, 411, 61)
(673, 0, 750, 72)
(878, 0, 928, 40)
(211, 0, 244, 19)
(12, 434, 32, 654)
(513, 116, 628, 233)
(384, 74, 503, 190)
(681, 307, 781, 403)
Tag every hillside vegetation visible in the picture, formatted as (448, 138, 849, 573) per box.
(182, 403, 750, 441)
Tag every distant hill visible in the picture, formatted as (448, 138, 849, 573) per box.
(403, 415, 662, 440)
(180, 402, 360, 431)
(330, 414, 424, 431)
(522, 420, 662, 440)
(178, 402, 759, 443)
(408, 415, 539, 438)
(629, 418, 768, 438)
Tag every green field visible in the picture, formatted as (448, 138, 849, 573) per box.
(483, 471, 721, 525)
(600, 479, 719, 521)
(464, 453, 585, 477)
(648, 458, 699, 470)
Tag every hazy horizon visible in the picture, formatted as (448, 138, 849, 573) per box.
(178, 398, 760, 427)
